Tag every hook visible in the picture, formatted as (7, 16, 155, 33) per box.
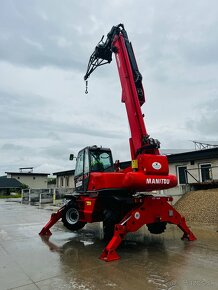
(85, 80, 88, 94)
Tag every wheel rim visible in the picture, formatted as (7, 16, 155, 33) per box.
(66, 208, 79, 225)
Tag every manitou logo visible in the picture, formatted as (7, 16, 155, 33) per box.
(146, 178, 170, 185)
(152, 162, 162, 170)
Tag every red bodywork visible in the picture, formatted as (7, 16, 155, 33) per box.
(100, 196, 196, 261)
(114, 33, 149, 159)
(39, 24, 196, 261)
(84, 27, 177, 193)
(87, 154, 177, 192)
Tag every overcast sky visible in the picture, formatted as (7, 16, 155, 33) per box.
(0, 0, 218, 176)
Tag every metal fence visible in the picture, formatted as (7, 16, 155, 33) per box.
(21, 189, 30, 204)
(53, 188, 74, 205)
(21, 188, 74, 205)
(185, 165, 218, 184)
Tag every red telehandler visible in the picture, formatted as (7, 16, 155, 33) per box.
(39, 24, 196, 261)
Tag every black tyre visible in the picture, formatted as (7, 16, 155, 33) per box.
(62, 203, 86, 231)
(147, 222, 167, 234)
(103, 209, 119, 241)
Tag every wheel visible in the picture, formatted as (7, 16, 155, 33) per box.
(147, 222, 167, 234)
(103, 209, 119, 241)
(62, 202, 86, 231)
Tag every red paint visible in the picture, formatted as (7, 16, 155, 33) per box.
(39, 24, 196, 261)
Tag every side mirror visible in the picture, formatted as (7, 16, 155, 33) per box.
(114, 160, 120, 172)
(69, 154, 74, 160)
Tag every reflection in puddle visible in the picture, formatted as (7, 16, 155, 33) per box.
(39, 223, 218, 289)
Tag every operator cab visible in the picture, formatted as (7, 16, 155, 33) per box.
(74, 145, 114, 192)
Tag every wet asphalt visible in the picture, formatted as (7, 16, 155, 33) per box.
(0, 199, 217, 290)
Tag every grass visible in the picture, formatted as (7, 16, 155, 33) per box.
(0, 194, 21, 199)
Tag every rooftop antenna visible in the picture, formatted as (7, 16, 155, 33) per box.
(192, 140, 218, 150)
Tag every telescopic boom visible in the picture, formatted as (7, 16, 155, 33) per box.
(84, 24, 160, 159)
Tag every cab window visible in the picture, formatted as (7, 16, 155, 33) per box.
(75, 151, 84, 176)
(90, 151, 113, 172)
(84, 149, 90, 174)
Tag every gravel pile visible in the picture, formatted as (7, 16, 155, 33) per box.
(174, 188, 218, 224)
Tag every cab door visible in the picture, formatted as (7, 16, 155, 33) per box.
(74, 149, 90, 193)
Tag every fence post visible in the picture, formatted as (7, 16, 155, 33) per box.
(21, 189, 24, 203)
(28, 189, 31, 204)
(53, 188, 56, 205)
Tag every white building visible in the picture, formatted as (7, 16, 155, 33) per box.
(5, 167, 49, 189)
(167, 147, 218, 198)
(120, 148, 218, 202)
(53, 170, 75, 189)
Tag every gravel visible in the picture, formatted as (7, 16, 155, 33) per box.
(174, 188, 218, 224)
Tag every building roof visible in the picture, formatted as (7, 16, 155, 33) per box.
(53, 170, 75, 176)
(0, 177, 23, 189)
(5, 172, 49, 176)
(160, 149, 192, 155)
(51, 148, 218, 174)
(167, 147, 218, 163)
(119, 148, 218, 167)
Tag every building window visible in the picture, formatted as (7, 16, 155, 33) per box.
(199, 163, 212, 182)
(66, 176, 69, 187)
(177, 166, 187, 185)
(33, 176, 36, 180)
(61, 177, 64, 187)
(17, 176, 20, 179)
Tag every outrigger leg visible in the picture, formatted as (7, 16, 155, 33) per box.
(39, 204, 67, 236)
(100, 196, 196, 262)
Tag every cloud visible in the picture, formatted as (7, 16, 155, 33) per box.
(0, 0, 218, 175)
(0, 1, 91, 70)
(186, 97, 218, 138)
(0, 87, 126, 139)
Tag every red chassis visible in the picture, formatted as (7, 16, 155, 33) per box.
(39, 24, 196, 261)
(39, 194, 196, 262)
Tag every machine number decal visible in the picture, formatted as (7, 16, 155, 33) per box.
(76, 180, 82, 187)
(152, 162, 162, 170)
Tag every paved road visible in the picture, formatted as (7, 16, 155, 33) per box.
(0, 199, 217, 290)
